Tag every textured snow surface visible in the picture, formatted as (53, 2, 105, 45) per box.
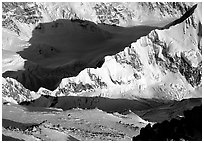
(2, 2, 202, 102)
(2, 2, 197, 29)
(43, 6, 201, 100)
(2, 104, 150, 141)
(1, 2, 202, 141)
(2, 77, 41, 104)
(2, 98, 201, 141)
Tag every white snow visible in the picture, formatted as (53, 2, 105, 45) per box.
(2, 2, 202, 102)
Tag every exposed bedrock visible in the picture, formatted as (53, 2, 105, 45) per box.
(3, 19, 158, 91)
(2, 4, 202, 100)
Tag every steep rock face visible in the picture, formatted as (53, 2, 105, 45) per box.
(6, 19, 201, 103)
(45, 5, 201, 100)
(2, 2, 202, 102)
(2, 77, 40, 104)
(93, 2, 194, 26)
(2, 2, 196, 34)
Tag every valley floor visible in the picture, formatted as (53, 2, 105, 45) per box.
(2, 97, 201, 141)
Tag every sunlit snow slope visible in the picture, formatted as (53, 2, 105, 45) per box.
(2, 2, 202, 103)
(2, 2, 202, 141)
(38, 3, 202, 100)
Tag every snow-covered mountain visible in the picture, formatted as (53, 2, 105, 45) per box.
(41, 11, 202, 100)
(2, 2, 195, 31)
(2, 2, 202, 103)
(2, 2, 202, 141)
(2, 77, 41, 104)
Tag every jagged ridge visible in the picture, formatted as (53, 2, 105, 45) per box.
(2, 2, 202, 102)
(45, 5, 201, 100)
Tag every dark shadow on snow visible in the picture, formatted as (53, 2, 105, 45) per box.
(20, 95, 170, 113)
(3, 19, 157, 92)
(2, 134, 24, 141)
(20, 95, 201, 123)
(2, 118, 39, 131)
(2, 4, 198, 92)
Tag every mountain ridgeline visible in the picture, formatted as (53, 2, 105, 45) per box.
(2, 2, 202, 102)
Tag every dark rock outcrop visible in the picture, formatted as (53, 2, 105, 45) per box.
(132, 105, 202, 141)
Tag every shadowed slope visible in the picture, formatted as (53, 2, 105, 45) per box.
(3, 19, 158, 91)
(2, 135, 24, 141)
(3, 119, 39, 130)
(20, 95, 201, 122)
(20, 95, 166, 113)
(2, 4, 201, 94)
(133, 105, 202, 141)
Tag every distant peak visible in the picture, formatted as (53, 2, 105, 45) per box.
(162, 4, 197, 29)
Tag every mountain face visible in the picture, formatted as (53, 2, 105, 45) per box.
(2, 2, 202, 141)
(49, 4, 201, 100)
(2, 2, 195, 32)
(2, 2, 202, 103)
(2, 77, 40, 104)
